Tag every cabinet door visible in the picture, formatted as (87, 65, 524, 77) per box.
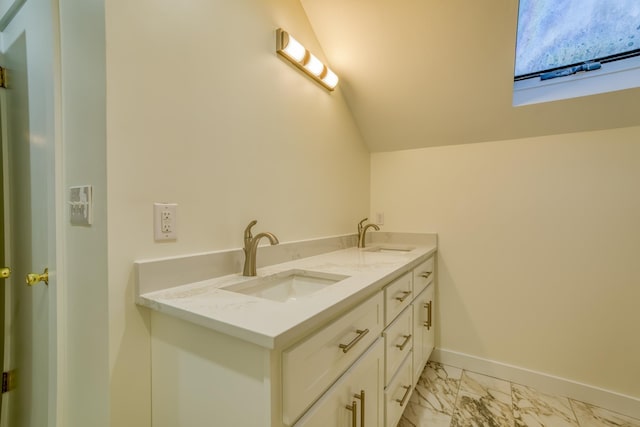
(423, 283, 435, 363)
(294, 339, 384, 427)
(412, 284, 435, 384)
(412, 291, 424, 384)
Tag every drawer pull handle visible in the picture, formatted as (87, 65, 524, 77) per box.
(420, 271, 432, 279)
(339, 329, 369, 353)
(395, 290, 411, 302)
(396, 334, 412, 351)
(395, 385, 412, 407)
(346, 400, 357, 427)
(354, 390, 365, 427)
(423, 301, 433, 330)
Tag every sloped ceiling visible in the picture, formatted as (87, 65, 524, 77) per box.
(301, 0, 640, 152)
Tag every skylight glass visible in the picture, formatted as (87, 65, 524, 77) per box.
(514, 0, 640, 79)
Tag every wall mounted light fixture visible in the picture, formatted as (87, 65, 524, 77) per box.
(276, 28, 339, 91)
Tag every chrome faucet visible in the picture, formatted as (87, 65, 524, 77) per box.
(243, 220, 279, 276)
(357, 218, 380, 248)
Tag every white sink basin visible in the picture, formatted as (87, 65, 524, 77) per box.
(364, 245, 415, 254)
(224, 269, 349, 303)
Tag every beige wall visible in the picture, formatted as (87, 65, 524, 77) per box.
(371, 126, 640, 399)
(104, 0, 369, 424)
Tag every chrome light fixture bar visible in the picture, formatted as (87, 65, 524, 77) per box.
(276, 28, 339, 91)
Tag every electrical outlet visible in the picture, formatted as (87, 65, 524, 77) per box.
(375, 212, 385, 225)
(154, 203, 177, 241)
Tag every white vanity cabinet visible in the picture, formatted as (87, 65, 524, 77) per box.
(145, 248, 437, 427)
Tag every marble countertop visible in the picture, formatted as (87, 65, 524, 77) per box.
(138, 240, 436, 350)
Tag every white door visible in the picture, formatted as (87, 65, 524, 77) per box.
(0, 0, 59, 423)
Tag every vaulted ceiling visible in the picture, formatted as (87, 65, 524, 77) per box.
(301, 0, 640, 151)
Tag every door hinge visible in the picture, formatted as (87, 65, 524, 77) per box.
(0, 66, 6, 88)
(2, 370, 16, 393)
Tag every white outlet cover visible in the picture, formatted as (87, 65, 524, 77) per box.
(69, 185, 93, 226)
(154, 203, 177, 241)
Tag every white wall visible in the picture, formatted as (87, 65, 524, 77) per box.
(371, 126, 640, 399)
(58, 0, 109, 426)
(104, 0, 369, 424)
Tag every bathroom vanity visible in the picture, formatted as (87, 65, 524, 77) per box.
(136, 233, 437, 427)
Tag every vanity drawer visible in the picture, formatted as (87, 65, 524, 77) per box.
(282, 291, 384, 425)
(384, 351, 413, 427)
(383, 305, 413, 386)
(384, 272, 413, 325)
(413, 256, 434, 296)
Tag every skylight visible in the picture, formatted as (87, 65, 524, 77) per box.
(514, 0, 640, 80)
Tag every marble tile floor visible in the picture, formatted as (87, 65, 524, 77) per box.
(398, 361, 640, 427)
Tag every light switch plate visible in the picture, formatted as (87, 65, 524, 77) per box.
(69, 185, 93, 226)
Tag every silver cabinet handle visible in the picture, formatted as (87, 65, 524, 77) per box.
(354, 390, 365, 427)
(423, 301, 433, 330)
(395, 290, 411, 302)
(339, 329, 369, 353)
(346, 400, 357, 427)
(420, 271, 432, 279)
(395, 385, 411, 407)
(395, 334, 412, 351)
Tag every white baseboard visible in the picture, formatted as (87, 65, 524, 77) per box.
(431, 348, 640, 420)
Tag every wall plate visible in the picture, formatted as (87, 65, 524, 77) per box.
(154, 202, 177, 241)
(69, 185, 93, 226)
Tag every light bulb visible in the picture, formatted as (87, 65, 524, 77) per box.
(304, 53, 324, 76)
(282, 34, 306, 63)
(322, 68, 339, 89)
